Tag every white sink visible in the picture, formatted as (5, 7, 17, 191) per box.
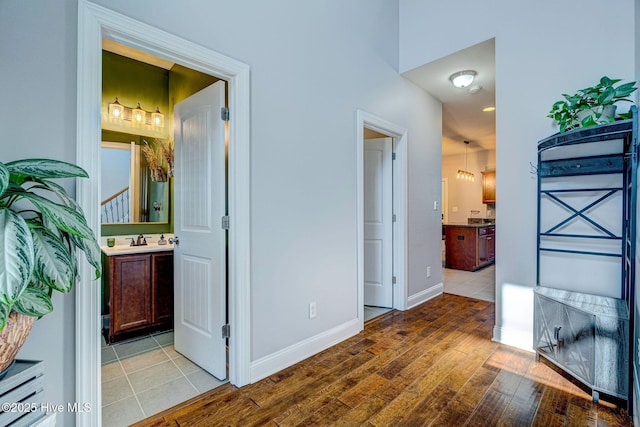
(101, 234, 174, 256)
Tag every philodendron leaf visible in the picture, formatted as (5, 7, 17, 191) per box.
(0, 163, 9, 197)
(0, 301, 10, 332)
(17, 192, 95, 240)
(597, 87, 615, 105)
(13, 284, 53, 317)
(0, 208, 33, 306)
(5, 159, 88, 179)
(31, 227, 74, 293)
(615, 82, 637, 98)
(69, 233, 102, 279)
(33, 179, 84, 213)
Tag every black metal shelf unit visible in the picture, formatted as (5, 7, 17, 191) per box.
(534, 106, 638, 410)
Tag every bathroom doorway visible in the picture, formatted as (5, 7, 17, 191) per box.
(76, 3, 251, 426)
(99, 44, 229, 426)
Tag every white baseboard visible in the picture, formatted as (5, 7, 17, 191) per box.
(492, 325, 534, 353)
(406, 283, 443, 310)
(250, 318, 361, 383)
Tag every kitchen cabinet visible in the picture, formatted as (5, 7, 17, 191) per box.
(482, 171, 496, 204)
(106, 252, 173, 342)
(444, 224, 495, 271)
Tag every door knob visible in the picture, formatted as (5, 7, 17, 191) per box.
(169, 236, 180, 245)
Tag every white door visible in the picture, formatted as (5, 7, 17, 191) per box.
(173, 81, 227, 380)
(363, 137, 393, 308)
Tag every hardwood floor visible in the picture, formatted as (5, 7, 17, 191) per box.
(133, 293, 632, 426)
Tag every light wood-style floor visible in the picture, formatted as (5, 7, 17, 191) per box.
(133, 293, 632, 426)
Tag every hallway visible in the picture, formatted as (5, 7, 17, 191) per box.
(133, 293, 631, 426)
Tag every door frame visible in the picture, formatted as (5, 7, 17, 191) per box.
(76, 1, 251, 425)
(356, 110, 407, 326)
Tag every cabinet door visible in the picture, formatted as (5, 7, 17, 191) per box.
(445, 226, 478, 271)
(111, 254, 152, 334)
(152, 252, 174, 326)
(482, 171, 496, 204)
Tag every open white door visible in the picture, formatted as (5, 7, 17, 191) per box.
(363, 137, 393, 308)
(173, 81, 227, 380)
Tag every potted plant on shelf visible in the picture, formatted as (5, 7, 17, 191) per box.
(547, 76, 637, 132)
(0, 159, 101, 377)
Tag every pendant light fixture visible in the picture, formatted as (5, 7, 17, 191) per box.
(457, 140, 475, 181)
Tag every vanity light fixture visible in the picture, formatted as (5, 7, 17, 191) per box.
(132, 103, 145, 124)
(152, 107, 164, 128)
(108, 97, 124, 119)
(449, 70, 477, 88)
(456, 140, 475, 181)
(107, 98, 164, 128)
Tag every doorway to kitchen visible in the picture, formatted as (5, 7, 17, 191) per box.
(76, 2, 251, 426)
(357, 110, 408, 325)
(402, 38, 497, 303)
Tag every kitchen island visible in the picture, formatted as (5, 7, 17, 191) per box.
(444, 223, 495, 271)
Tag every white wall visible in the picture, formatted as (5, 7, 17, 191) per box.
(2, 0, 442, 423)
(442, 149, 495, 224)
(1, 1, 79, 425)
(400, 0, 636, 350)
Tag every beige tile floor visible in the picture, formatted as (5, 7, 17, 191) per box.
(364, 305, 393, 322)
(101, 331, 227, 427)
(443, 264, 495, 302)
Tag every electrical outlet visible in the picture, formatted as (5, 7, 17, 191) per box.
(427, 266, 431, 278)
(309, 302, 317, 319)
(433, 201, 438, 211)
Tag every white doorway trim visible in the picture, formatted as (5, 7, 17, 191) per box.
(356, 110, 408, 327)
(76, 1, 251, 425)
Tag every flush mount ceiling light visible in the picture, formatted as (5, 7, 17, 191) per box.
(449, 70, 477, 88)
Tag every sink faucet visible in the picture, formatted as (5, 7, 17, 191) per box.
(129, 234, 148, 246)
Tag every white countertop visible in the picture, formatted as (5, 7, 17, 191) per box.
(101, 234, 174, 256)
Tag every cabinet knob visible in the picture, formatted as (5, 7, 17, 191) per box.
(168, 236, 180, 246)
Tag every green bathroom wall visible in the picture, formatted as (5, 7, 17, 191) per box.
(169, 63, 221, 109)
(102, 51, 170, 139)
(101, 53, 221, 237)
(101, 53, 173, 237)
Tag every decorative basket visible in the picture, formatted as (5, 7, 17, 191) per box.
(0, 312, 35, 373)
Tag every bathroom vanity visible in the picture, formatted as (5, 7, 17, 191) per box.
(102, 236, 174, 343)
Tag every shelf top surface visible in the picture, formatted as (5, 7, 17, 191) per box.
(538, 119, 633, 153)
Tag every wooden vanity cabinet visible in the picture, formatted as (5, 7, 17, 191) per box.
(151, 252, 174, 325)
(107, 252, 173, 342)
(482, 171, 496, 204)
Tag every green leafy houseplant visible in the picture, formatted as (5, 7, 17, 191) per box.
(548, 76, 637, 132)
(0, 159, 101, 369)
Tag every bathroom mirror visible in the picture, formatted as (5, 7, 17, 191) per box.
(101, 136, 170, 224)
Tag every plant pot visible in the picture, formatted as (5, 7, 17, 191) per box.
(576, 108, 595, 122)
(0, 311, 35, 373)
(600, 104, 617, 121)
